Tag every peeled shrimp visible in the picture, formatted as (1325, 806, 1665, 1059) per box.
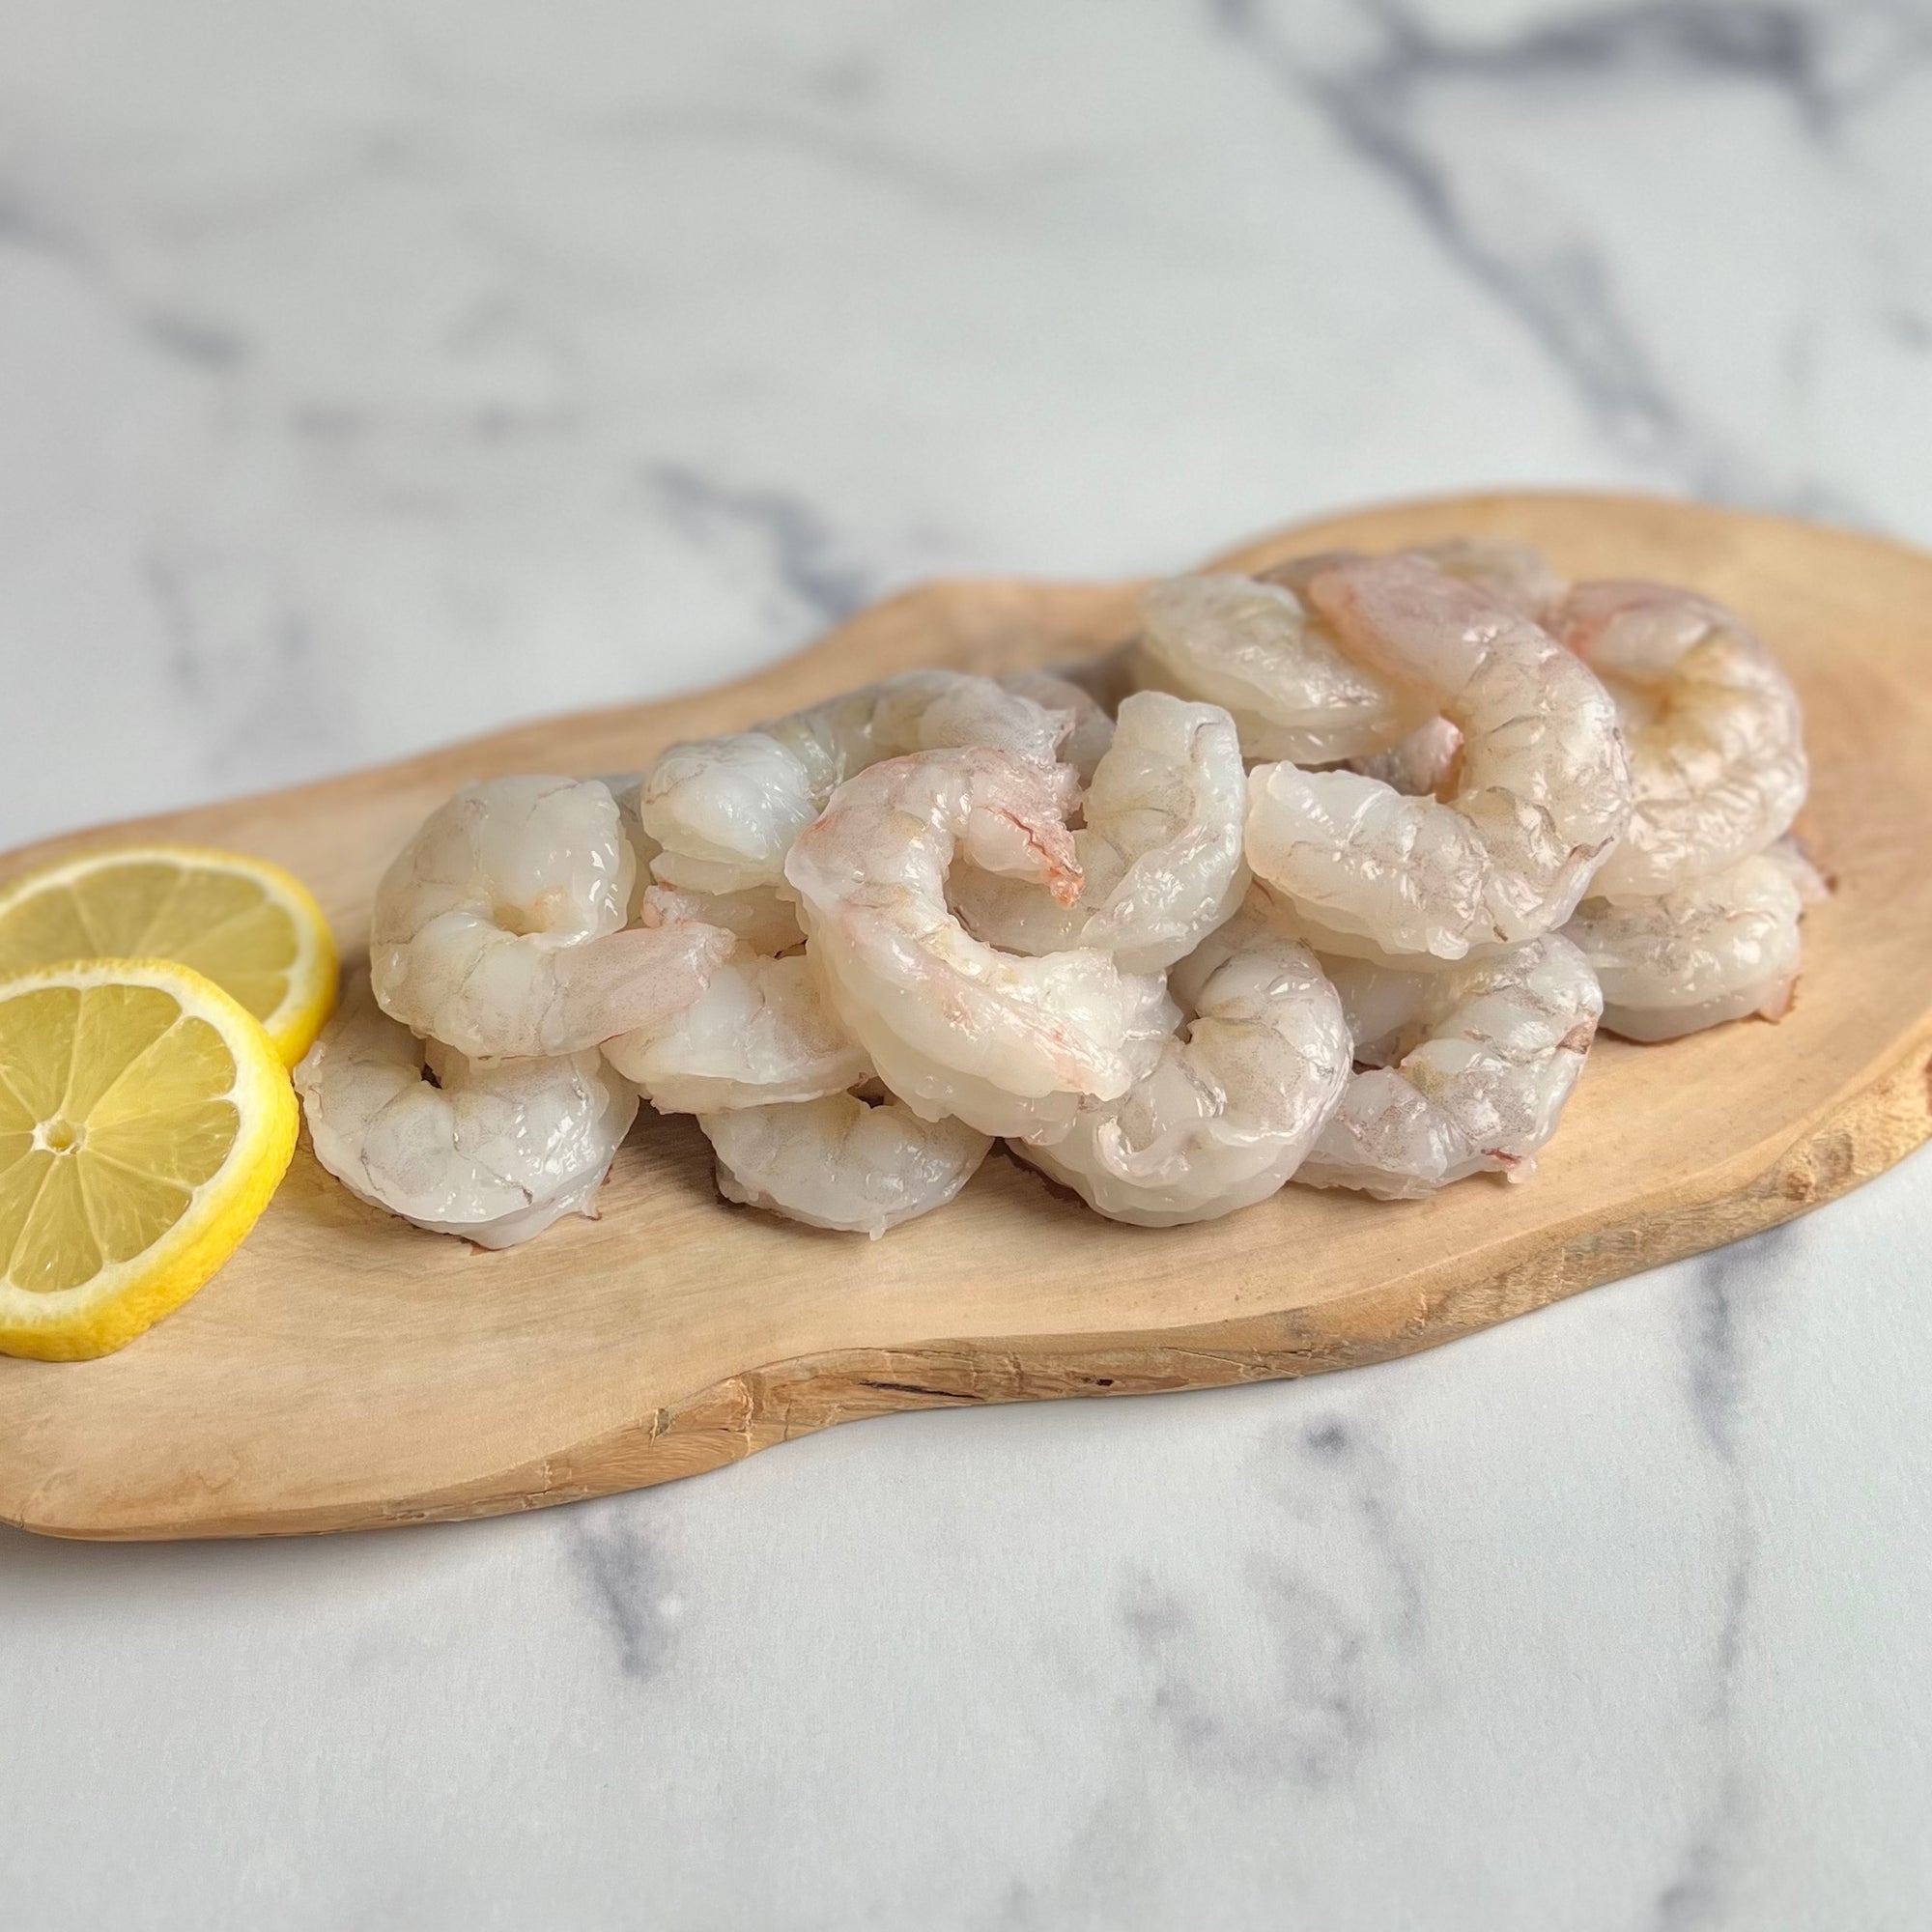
(1134, 572, 1428, 764)
(702, 1093, 991, 1238)
(1262, 540, 1555, 793)
(641, 669, 1076, 893)
(1562, 851, 1805, 1042)
(1411, 537, 1568, 622)
(999, 669, 1116, 783)
(296, 977, 639, 1248)
(370, 776, 729, 1060)
(783, 747, 1176, 1142)
(1016, 890, 1351, 1226)
(604, 948, 868, 1113)
(1246, 554, 1632, 962)
(1350, 714, 1463, 797)
(640, 880, 803, 956)
(950, 691, 1249, 974)
(1295, 933, 1602, 1199)
(1554, 581, 1806, 899)
(1264, 538, 1566, 620)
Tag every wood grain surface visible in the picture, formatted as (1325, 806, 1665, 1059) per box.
(4, 492, 1929, 1541)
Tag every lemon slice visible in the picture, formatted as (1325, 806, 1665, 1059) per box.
(0, 960, 298, 1360)
(0, 844, 337, 1065)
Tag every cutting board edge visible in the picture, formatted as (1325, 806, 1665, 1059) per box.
(14, 1013, 1927, 1542)
(10, 484, 1917, 890)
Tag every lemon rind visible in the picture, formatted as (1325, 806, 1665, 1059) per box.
(0, 958, 298, 1362)
(0, 842, 339, 1067)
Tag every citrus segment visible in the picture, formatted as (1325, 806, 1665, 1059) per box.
(0, 960, 298, 1360)
(0, 846, 337, 1065)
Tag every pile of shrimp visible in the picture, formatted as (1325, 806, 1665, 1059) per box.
(296, 537, 1820, 1244)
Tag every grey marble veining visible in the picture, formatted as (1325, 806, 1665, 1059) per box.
(4, 3, 1931, 1926)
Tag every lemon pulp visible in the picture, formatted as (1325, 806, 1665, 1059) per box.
(0, 846, 337, 1065)
(0, 961, 298, 1360)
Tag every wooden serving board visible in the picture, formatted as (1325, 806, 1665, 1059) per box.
(5, 493, 1931, 1541)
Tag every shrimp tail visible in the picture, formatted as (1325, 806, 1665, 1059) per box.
(543, 921, 733, 1056)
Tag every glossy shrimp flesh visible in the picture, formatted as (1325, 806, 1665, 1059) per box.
(1562, 850, 1806, 1042)
(998, 669, 1116, 783)
(604, 946, 868, 1114)
(1246, 554, 1632, 962)
(950, 691, 1249, 974)
(1554, 581, 1806, 898)
(1296, 933, 1603, 1199)
(639, 880, 803, 957)
(1410, 537, 1568, 622)
(296, 976, 639, 1247)
(702, 1092, 992, 1238)
(1134, 571, 1429, 764)
(1017, 890, 1351, 1226)
(370, 776, 730, 1060)
(783, 747, 1176, 1142)
(640, 669, 1076, 893)
(1349, 714, 1463, 798)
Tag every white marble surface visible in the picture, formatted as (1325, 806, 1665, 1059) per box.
(4, 2, 1931, 1925)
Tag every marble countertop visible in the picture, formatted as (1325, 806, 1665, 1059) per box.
(5, 3, 1931, 1925)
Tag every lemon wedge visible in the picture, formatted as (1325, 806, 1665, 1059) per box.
(0, 960, 298, 1360)
(0, 844, 337, 1065)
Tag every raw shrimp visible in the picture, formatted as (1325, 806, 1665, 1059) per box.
(1350, 715, 1463, 798)
(1134, 572, 1429, 764)
(1410, 537, 1568, 622)
(1016, 890, 1351, 1226)
(1554, 581, 1806, 898)
(611, 765, 806, 950)
(370, 776, 730, 1060)
(604, 948, 868, 1113)
(1246, 554, 1632, 962)
(602, 772, 662, 922)
(702, 1092, 991, 1238)
(296, 977, 639, 1248)
(998, 669, 1115, 782)
(1296, 932, 1603, 1199)
(1264, 538, 1567, 620)
(783, 747, 1177, 1142)
(1562, 851, 1805, 1042)
(611, 781, 808, 951)
(640, 880, 803, 957)
(640, 669, 1077, 893)
(950, 691, 1249, 974)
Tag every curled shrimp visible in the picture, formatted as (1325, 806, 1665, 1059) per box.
(702, 1093, 991, 1238)
(370, 776, 730, 1060)
(1350, 714, 1463, 797)
(1245, 554, 1632, 962)
(1553, 581, 1807, 899)
(1264, 539, 1566, 620)
(998, 668, 1116, 783)
(640, 669, 1076, 893)
(1297, 932, 1603, 1199)
(950, 691, 1249, 974)
(1563, 850, 1806, 1042)
(640, 880, 803, 957)
(1408, 537, 1568, 622)
(783, 747, 1177, 1142)
(296, 976, 639, 1248)
(1297, 539, 1558, 794)
(604, 947, 868, 1114)
(1134, 572, 1429, 764)
(1015, 890, 1351, 1226)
